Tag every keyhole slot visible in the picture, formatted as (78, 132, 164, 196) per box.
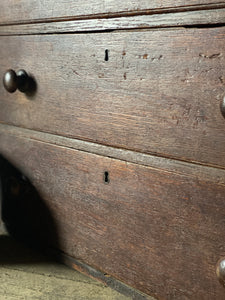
(105, 49, 109, 61)
(104, 171, 110, 184)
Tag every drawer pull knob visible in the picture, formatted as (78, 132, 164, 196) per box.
(216, 258, 225, 286)
(3, 69, 29, 93)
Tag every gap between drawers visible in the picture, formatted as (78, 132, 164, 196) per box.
(1, 123, 225, 186)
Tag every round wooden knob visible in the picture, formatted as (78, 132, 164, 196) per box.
(216, 258, 225, 286)
(3, 69, 29, 93)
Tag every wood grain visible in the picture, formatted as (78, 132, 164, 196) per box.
(1, 28, 225, 167)
(2, 123, 225, 186)
(1, 8, 225, 35)
(0, 1, 224, 25)
(1, 132, 225, 299)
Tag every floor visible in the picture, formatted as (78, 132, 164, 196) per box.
(0, 224, 132, 300)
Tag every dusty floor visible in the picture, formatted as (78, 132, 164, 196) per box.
(0, 224, 131, 300)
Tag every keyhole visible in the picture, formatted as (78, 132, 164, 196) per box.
(105, 49, 109, 61)
(104, 171, 110, 184)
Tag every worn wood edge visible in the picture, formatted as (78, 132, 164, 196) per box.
(0, 8, 225, 35)
(51, 250, 155, 300)
(1, 123, 225, 186)
(0, 2, 225, 26)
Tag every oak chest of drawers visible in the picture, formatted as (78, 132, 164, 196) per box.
(1, 1, 225, 299)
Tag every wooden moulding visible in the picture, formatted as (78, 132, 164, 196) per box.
(1, 131, 225, 299)
(0, 1, 225, 25)
(0, 8, 225, 35)
(1, 123, 225, 186)
(1, 28, 225, 167)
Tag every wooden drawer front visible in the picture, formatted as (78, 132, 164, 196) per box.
(1, 131, 225, 299)
(0, 1, 222, 25)
(1, 28, 225, 167)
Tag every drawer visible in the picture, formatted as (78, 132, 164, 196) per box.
(1, 28, 225, 167)
(1, 131, 225, 299)
(0, 1, 222, 25)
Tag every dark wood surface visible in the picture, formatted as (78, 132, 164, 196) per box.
(1, 8, 225, 35)
(1, 3, 225, 299)
(1, 131, 225, 299)
(2, 123, 225, 186)
(0, 1, 224, 25)
(1, 28, 225, 168)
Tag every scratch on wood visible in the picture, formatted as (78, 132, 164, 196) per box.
(219, 76, 225, 84)
(151, 55, 163, 61)
(199, 53, 221, 59)
(73, 70, 80, 76)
